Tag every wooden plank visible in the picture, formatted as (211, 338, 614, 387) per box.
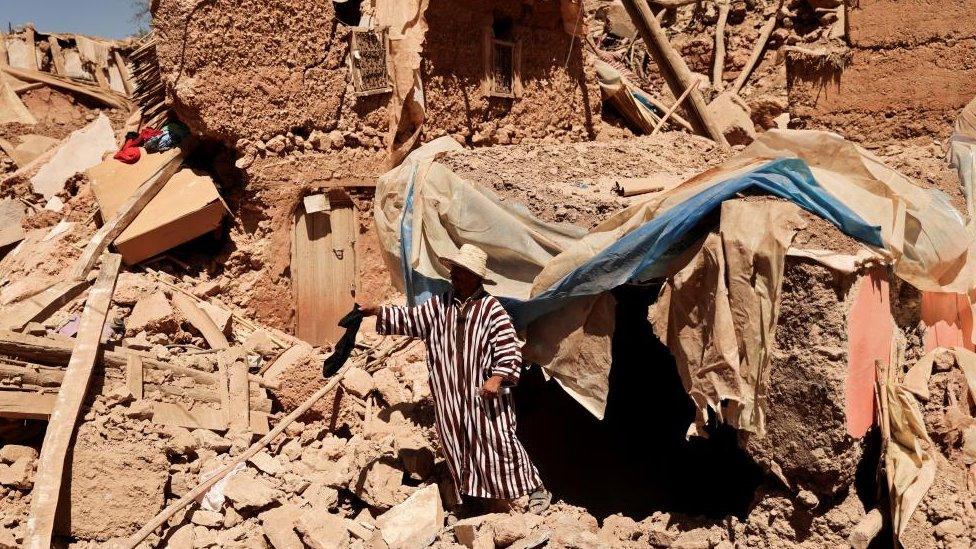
(23, 27, 38, 71)
(152, 401, 226, 431)
(151, 401, 269, 434)
(171, 291, 229, 350)
(293, 194, 357, 345)
(0, 279, 91, 331)
(26, 253, 121, 549)
(0, 391, 56, 419)
(112, 50, 134, 96)
(0, 33, 8, 67)
(215, 354, 230, 421)
(71, 142, 189, 280)
(227, 360, 250, 433)
(0, 66, 132, 110)
(46, 36, 66, 75)
(126, 353, 143, 399)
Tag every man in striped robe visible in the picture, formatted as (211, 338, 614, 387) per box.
(362, 244, 550, 513)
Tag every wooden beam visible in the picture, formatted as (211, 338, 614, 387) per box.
(0, 390, 56, 419)
(151, 401, 269, 434)
(0, 65, 132, 110)
(26, 253, 121, 549)
(46, 36, 66, 76)
(227, 359, 250, 432)
(730, 10, 779, 95)
(0, 330, 279, 390)
(71, 143, 189, 280)
(712, 0, 730, 90)
(113, 50, 134, 96)
(126, 354, 143, 399)
(620, 0, 729, 148)
(0, 279, 91, 331)
(171, 291, 229, 350)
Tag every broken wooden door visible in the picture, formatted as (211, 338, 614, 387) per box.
(292, 191, 357, 345)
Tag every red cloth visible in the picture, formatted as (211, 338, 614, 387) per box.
(113, 127, 162, 164)
(845, 267, 892, 438)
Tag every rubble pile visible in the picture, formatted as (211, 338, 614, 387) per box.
(1, 1, 976, 548)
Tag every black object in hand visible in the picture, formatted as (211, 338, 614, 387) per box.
(322, 304, 364, 378)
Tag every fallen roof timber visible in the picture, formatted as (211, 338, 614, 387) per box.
(0, 330, 279, 390)
(26, 252, 121, 549)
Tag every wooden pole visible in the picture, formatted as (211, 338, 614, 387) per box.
(712, 0, 730, 90)
(651, 79, 699, 135)
(730, 10, 779, 96)
(620, 0, 729, 148)
(26, 253, 122, 549)
(117, 337, 410, 549)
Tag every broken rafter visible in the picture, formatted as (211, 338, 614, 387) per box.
(171, 291, 230, 350)
(26, 253, 122, 549)
(0, 66, 131, 111)
(620, 0, 729, 148)
(0, 330, 278, 390)
(730, 5, 781, 96)
(712, 0, 730, 90)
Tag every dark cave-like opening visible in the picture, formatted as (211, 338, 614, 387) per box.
(515, 284, 764, 520)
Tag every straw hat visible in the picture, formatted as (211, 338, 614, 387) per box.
(439, 243, 493, 283)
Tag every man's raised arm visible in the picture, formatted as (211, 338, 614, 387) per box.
(361, 297, 438, 340)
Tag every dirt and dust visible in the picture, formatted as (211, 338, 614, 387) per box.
(2, 0, 976, 548)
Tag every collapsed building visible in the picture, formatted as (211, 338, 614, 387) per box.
(0, 1, 975, 549)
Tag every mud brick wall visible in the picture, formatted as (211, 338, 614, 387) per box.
(152, 0, 600, 162)
(787, 0, 976, 142)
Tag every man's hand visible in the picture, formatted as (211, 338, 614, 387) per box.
(360, 303, 380, 317)
(481, 374, 505, 399)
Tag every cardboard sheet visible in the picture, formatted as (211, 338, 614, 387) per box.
(90, 158, 228, 264)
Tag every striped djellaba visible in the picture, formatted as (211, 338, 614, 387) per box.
(377, 289, 542, 500)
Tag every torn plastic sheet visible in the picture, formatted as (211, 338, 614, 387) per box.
(508, 157, 882, 328)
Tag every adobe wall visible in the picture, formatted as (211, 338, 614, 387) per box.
(151, 0, 600, 177)
(787, 0, 976, 142)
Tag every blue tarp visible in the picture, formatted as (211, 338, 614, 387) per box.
(401, 157, 884, 328)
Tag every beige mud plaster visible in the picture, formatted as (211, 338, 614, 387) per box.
(26, 253, 121, 549)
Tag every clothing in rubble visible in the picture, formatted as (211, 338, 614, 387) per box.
(145, 121, 190, 153)
(322, 304, 364, 378)
(113, 127, 163, 164)
(377, 289, 542, 501)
